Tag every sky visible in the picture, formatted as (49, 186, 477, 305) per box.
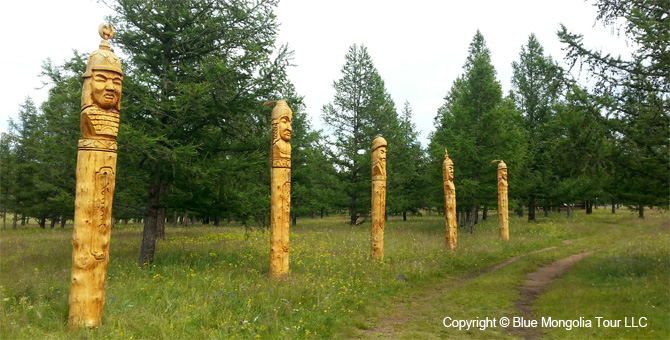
(1, 0, 634, 145)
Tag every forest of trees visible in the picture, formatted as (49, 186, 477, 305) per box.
(1, 0, 668, 264)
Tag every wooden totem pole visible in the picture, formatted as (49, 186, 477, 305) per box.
(493, 160, 509, 241)
(371, 136, 387, 260)
(443, 149, 457, 250)
(266, 100, 292, 279)
(69, 24, 123, 329)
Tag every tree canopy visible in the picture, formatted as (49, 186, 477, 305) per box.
(2, 0, 667, 255)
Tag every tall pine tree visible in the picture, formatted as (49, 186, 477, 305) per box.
(429, 30, 525, 232)
(107, 0, 297, 265)
(322, 44, 400, 225)
(511, 34, 565, 220)
(558, 0, 669, 215)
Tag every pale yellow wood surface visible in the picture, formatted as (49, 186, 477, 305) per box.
(69, 150, 116, 328)
(69, 25, 122, 329)
(442, 149, 457, 250)
(496, 161, 509, 241)
(267, 100, 292, 279)
(371, 136, 387, 260)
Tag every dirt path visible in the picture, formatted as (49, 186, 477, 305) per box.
(509, 250, 596, 340)
(358, 242, 572, 338)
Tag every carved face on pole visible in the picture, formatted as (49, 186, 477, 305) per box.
(278, 115, 292, 142)
(90, 70, 122, 110)
(372, 136, 387, 176)
(269, 100, 293, 155)
(497, 161, 508, 184)
(81, 25, 123, 112)
(444, 150, 454, 181)
(375, 147, 386, 163)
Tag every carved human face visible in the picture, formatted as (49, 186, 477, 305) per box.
(448, 163, 454, 181)
(91, 70, 122, 110)
(499, 169, 507, 180)
(278, 116, 292, 142)
(374, 147, 386, 164)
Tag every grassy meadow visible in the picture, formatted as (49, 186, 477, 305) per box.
(0, 208, 668, 339)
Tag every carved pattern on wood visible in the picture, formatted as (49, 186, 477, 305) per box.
(443, 149, 457, 250)
(78, 139, 118, 152)
(266, 100, 292, 279)
(371, 136, 387, 260)
(69, 24, 122, 329)
(493, 160, 509, 241)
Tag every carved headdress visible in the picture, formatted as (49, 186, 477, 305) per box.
(492, 159, 507, 169)
(444, 148, 453, 165)
(372, 135, 387, 151)
(264, 100, 293, 144)
(265, 100, 293, 122)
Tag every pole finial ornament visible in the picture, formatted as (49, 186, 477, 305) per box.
(83, 24, 122, 79)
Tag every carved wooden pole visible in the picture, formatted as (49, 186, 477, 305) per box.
(493, 160, 509, 240)
(69, 24, 123, 329)
(266, 100, 292, 279)
(371, 136, 387, 260)
(443, 149, 457, 250)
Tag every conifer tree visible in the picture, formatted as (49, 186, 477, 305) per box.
(107, 0, 297, 264)
(558, 0, 669, 214)
(322, 44, 399, 225)
(511, 34, 565, 219)
(386, 101, 425, 220)
(429, 31, 525, 232)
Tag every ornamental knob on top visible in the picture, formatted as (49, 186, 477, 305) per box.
(82, 24, 123, 79)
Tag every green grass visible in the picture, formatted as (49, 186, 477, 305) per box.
(534, 216, 670, 339)
(0, 209, 667, 339)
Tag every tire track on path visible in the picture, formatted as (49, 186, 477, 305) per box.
(359, 241, 574, 338)
(509, 250, 596, 340)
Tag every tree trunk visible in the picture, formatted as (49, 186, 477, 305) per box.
(39, 217, 46, 229)
(349, 205, 357, 226)
(182, 212, 189, 227)
(292, 213, 297, 226)
(139, 178, 165, 266)
(61, 216, 67, 228)
(214, 216, 220, 226)
(50, 217, 57, 229)
(468, 204, 477, 234)
(403, 211, 407, 221)
(586, 200, 593, 214)
(638, 205, 644, 219)
(21, 214, 26, 226)
(12, 213, 17, 230)
(543, 206, 549, 217)
(567, 204, 572, 217)
(528, 195, 536, 221)
(473, 205, 479, 225)
(611, 200, 616, 214)
(156, 207, 166, 240)
(482, 208, 487, 221)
